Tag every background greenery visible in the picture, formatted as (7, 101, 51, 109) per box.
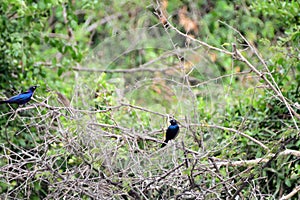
(0, 0, 299, 199)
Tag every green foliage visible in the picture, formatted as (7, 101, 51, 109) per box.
(1, 0, 300, 199)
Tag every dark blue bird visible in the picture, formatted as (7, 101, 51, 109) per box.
(161, 119, 180, 148)
(0, 86, 38, 105)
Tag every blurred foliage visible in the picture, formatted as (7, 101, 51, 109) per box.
(0, 0, 299, 199)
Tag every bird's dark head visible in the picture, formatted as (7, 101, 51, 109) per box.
(170, 119, 177, 125)
(28, 86, 38, 92)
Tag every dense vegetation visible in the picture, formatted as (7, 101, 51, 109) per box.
(0, 0, 299, 199)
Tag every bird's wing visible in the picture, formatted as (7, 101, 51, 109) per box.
(8, 92, 32, 102)
(174, 126, 180, 139)
(165, 127, 174, 140)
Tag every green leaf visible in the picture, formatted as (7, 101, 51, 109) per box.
(57, 67, 64, 76)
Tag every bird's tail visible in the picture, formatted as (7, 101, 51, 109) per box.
(161, 140, 168, 148)
(0, 100, 6, 104)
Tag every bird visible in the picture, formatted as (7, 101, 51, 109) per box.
(161, 119, 180, 148)
(0, 86, 38, 105)
(56, 91, 70, 107)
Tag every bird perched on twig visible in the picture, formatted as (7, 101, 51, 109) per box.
(161, 119, 180, 148)
(0, 86, 38, 105)
(56, 91, 70, 107)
